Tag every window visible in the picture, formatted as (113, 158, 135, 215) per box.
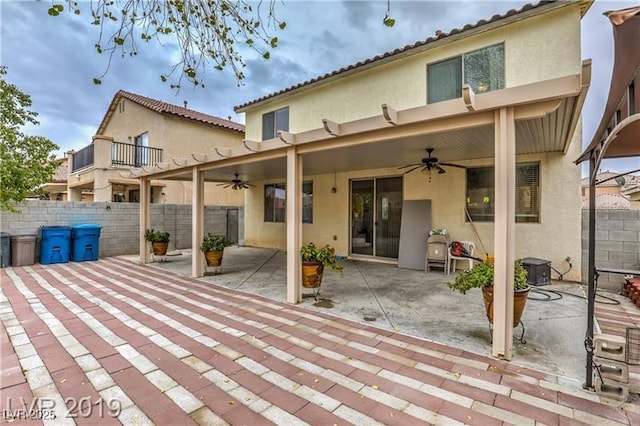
(264, 183, 286, 222)
(264, 181, 313, 223)
(427, 43, 504, 104)
(466, 162, 540, 223)
(262, 107, 289, 140)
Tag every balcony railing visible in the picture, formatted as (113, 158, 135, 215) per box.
(111, 141, 163, 167)
(71, 144, 94, 172)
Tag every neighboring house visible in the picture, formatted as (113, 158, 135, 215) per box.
(39, 156, 70, 201)
(129, 1, 592, 360)
(580, 170, 640, 208)
(582, 193, 630, 209)
(68, 90, 245, 205)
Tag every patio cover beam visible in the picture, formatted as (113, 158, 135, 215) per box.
(286, 146, 303, 304)
(492, 107, 516, 360)
(192, 167, 205, 278)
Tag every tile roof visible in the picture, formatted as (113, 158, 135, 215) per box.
(98, 90, 245, 134)
(234, 1, 577, 112)
(52, 160, 68, 183)
(582, 193, 631, 209)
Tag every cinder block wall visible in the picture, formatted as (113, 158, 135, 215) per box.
(581, 209, 640, 292)
(1, 200, 244, 259)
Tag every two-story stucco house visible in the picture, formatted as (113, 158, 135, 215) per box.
(67, 90, 245, 206)
(129, 0, 592, 360)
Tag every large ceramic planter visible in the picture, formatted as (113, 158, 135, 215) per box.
(152, 241, 169, 256)
(481, 286, 530, 328)
(302, 261, 324, 289)
(204, 250, 224, 267)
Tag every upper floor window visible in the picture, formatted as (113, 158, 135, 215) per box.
(427, 43, 505, 104)
(264, 181, 313, 223)
(262, 107, 289, 140)
(466, 162, 540, 223)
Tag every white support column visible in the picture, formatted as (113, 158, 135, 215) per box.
(492, 107, 516, 360)
(192, 167, 205, 278)
(286, 146, 303, 304)
(139, 178, 151, 264)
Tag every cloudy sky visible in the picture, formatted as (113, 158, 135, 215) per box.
(2, 0, 638, 177)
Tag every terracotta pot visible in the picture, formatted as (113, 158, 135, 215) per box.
(204, 250, 224, 267)
(152, 241, 169, 256)
(481, 286, 530, 328)
(302, 261, 324, 289)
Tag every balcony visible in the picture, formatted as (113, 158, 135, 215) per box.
(71, 144, 94, 172)
(111, 141, 163, 167)
(71, 141, 163, 173)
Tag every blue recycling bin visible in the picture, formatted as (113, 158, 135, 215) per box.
(40, 226, 71, 265)
(71, 224, 102, 262)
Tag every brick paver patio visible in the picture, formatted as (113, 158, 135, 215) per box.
(1, 258, 638, 425)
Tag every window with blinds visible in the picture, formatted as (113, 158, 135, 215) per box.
(427, 43, 504, 104)
(466, 162, 540, 223)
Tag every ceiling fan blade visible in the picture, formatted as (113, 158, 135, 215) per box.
(435, 165, 446, 174)
(398, 163, 421, 170)
(403, 166, 423, 175)
(439, 162, 467, 169)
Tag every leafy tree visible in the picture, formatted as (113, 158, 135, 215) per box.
(48, 0, 287, 89)
(47, 0, 395, 89)
(0, 67, 60, 212)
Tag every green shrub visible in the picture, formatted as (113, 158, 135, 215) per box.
(144, 229, 170, 243)
(447, 260, 528, 295)
(300, 242, 343, 273)
(200, 233, 233, 252)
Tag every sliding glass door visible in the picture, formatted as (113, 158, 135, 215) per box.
(350, 177, 403, 259)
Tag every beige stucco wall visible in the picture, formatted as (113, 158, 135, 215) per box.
(242, 5, 581, 141)
(71, 99, 244, 205)
(244, 126, 583, 282)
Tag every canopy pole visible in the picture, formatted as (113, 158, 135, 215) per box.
(584, 155, 597, 390)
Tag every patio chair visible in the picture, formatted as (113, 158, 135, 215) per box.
(426, 234, 449, 274)
(450, 240, 476, 273)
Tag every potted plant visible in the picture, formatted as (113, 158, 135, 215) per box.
(447, 260, 529, 328)
(144, 229, 170, 256)
(200, 233, 233, 267)
(300, 242, 343, 297)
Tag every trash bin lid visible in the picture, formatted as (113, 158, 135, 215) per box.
(10, 235, 37, 241)
(70, 223, 102, 229)
(521, 257, 551, 266)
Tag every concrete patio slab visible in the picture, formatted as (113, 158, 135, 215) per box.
(142, 247, 597, 381)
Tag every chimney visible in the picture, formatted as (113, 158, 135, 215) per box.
(183, 101, 188, 108)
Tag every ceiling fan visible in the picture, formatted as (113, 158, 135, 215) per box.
(217, 173, 253, 190)
(398, 148, 466, 177)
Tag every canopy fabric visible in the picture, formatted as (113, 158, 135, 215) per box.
(576, 7, 640, 164)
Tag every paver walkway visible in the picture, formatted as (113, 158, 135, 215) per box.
(1, 258, 638, 425)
